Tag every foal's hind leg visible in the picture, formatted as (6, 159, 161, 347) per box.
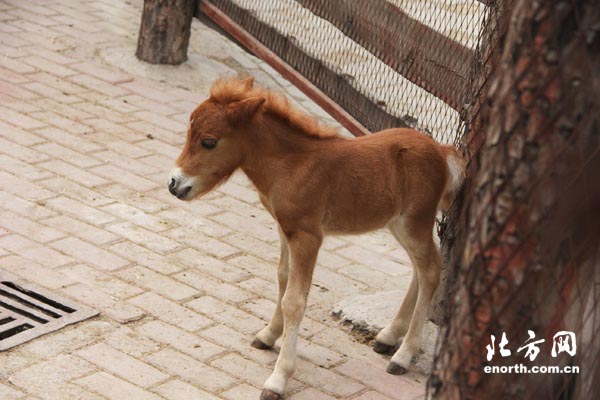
(374, 270, 418, 353)
(379, 216, 441, 374)
(253, 229, 289, 349)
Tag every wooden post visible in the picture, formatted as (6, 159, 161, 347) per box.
(136, 0, 196, 65)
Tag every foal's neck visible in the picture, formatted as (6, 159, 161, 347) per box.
(240, 114, 326, 196)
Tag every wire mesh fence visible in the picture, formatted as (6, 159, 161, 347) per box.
(431, 0, 600, 399)
(202, 0, 490, 144)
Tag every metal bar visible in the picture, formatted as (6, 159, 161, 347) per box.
(198, 0, 371, 136)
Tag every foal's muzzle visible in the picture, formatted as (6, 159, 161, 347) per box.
(168, 168, 195, 200)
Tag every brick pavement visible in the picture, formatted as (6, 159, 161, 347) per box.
(0, 0, 426, 399)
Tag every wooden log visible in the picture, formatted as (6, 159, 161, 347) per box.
(136, 0, 196, 65)
(295, 0, 475, 111)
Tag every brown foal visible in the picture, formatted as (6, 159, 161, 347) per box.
(169, 77, 464, 399)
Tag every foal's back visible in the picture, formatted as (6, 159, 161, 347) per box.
(317, 128, 450, 234)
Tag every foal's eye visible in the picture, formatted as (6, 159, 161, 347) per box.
(201, 138, 218, 150)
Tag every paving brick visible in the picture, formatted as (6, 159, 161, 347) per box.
(109, 241, 184, 274)
(0, 80, 38, 100)
(0, 210, 64, 242)
(145, 348, 236, 393)
(0, 234, 37, 252)
(91, 164, 157, 192)
(75, 372, 163, 400)
(289, 388, 337, 400)
(211, 353, 272, 388)
(296, 339, 345, 368)
(38, 160, 109, 188)
(35, 142, 101, 168)
(10, 355, 96, 400)
(125, 120, 180, 146)
(0, 190, 56, 219)
(187, 296, 265, 334)
(103, 325, 161, 358)
(23, 82, 80, 103)
(71, 61, 133, 84)
(166, 229, 239, 259)
(129, 292, 213, 332)
(17, 244, 75, 268)
(34, 127, 101, 153)
(0, 65, 30, 83)
(317, 249, 353, 270)
(60, 264, 143, 299)
(339, 245, 410, 276)
(335, 359, 424, 400)
(45, 196, 115, 225)
(120, 95, 177, 116)
(1, 255, 76, 289)
(153, 379, 219, 400)
(0, 383, 25, 400)
(199, 325, 277, 365)
(0, 121, 46, 146)
(107, 221, 180, 253)
(116, 265, 197, 301)
(0, 172, 55, 202)
(20, 320, 113, 359)
(238, 276, 277, 299)
(226, 254, 276, 282)
(136, 320, 226, 361)
(0, 55, 37, 74)
(133, 110, 186, 132)
(294, 360, 364, 398)
(51, 237, 129, 271)
(352, 391, 396, 400)
(221, 383, 263, 400)
(102, 202, 175, 232)
(162, 216, 232, 240)
(83, 118, 142, 141)
(21, 55, 77, 77)
(171, 250, 251, 283)
(0, 137, 49, 164)
(42, 215, 119, 245)
(0, 154, 53, 181)
(77, 343, 168, 387)
(61, 283, 145, 323)
(223, 233, 279, 263)
(69, 73, 129, 97)
(312, 267, 369, 296)
(101, 184, 167, 213)
(175, 270, 254, 303)
(209, 211, 279, 242)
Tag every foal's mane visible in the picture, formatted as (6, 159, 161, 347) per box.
(210, 77, 339, 139)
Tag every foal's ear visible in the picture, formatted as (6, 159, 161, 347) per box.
(228, 96, 265, 123)
(241, 76, 254, 89)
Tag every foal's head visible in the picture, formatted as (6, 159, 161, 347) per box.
(168, 77, 265, 200)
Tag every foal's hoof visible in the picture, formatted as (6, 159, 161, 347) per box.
(386, 362, 408, 375)
(260, 389, 282, 400)
(373, 340, 395, 354)
(251, 338, 272, 350)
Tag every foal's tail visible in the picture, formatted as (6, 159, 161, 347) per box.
(439, 146, 465, 212)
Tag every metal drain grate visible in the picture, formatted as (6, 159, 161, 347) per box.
(0, 272, 97, 351)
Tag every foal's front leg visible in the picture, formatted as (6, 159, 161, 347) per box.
(253, 229, 289, 349)
(261, 230, 322, 400)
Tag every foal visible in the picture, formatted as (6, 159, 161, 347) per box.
(169, 77, 464, 399)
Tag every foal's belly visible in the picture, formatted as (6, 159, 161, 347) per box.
(321, 200, 398, 234)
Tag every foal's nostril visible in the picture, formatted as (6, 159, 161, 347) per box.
(168, 178, 178, 196)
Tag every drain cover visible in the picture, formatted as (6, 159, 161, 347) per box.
(0, 272, 97, 351)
